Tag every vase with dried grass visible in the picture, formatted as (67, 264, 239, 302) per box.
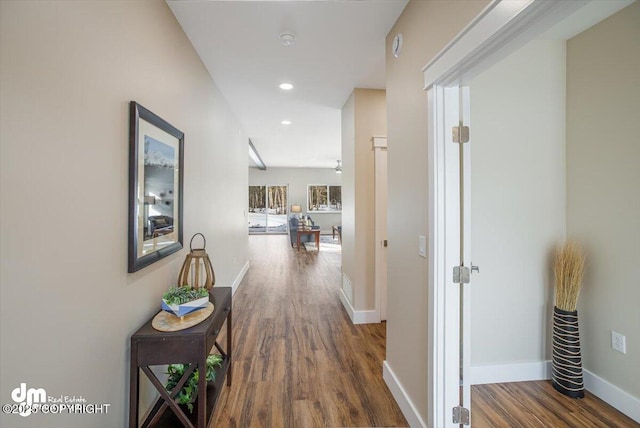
(552, 240, 586, 398)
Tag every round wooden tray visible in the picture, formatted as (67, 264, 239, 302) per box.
(152, 303, 214, 332)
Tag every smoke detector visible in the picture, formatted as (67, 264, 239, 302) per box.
(280, 33, 296, 46)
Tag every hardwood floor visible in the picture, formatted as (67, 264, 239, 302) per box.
(211, 234, 408, 427)
(210, 234, 637, 427)
(472, 381, 638, 427)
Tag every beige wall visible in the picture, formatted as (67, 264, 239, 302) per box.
(341, 93, 356, 304)
(0, 1, 248, 427)
(566, 1, 640, 399)
(248, 167, 342, 232)
(341, 89, 386, 310)
(469, 39, 566, 366)
(385, 0, 490, 421)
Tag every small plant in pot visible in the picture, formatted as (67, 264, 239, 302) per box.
(166, 354, 223, 413)
(161, 286, 209, 317)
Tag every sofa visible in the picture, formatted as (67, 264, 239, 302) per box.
(288, 215, 320, 247)
(147, 215, 174, 239)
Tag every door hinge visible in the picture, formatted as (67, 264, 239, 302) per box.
(452, 406, 470, 425)
(453, 264, 479, 284)
(452, 125, 469, 143)
(453, 266, 470, 284)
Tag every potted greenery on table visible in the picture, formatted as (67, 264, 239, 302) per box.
(166, 354, 223, 413)
(161, 286, 209, 317)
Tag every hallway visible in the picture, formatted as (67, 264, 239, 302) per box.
(212, 234, 407, 427)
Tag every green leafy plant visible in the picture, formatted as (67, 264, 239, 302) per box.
(163, 286, 208, 305)
(166, 354, 223, 413)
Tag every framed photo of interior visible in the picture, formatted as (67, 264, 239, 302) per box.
(128, 101, 184, 273)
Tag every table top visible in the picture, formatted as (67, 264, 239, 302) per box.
(131, 287, 231, 341)
(297, 228, 320, 233)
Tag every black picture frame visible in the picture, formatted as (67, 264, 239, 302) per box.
(128, 101, 184, 272)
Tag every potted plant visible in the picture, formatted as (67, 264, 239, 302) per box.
(552, 240, 586, 398)
(161, 286, 209, 317)
(165, 354, 223, 413)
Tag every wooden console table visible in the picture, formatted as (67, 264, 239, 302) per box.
(297, 229, 320, 251)
(129, 287, 232, 428)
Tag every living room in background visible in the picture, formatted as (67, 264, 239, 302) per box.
(248, 185, 288, 234)
(308, 185, 342, 212)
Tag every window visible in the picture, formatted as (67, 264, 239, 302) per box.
(248, 185, 288, 233)
(307, 185, 341, 213)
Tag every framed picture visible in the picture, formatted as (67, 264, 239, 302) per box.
(128, 101, 184, 272)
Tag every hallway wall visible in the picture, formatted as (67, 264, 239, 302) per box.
(384, 0, 491, 424)
(0, 2, 248, 427)
(341, 89, 386, 311)
(567, 1, 640, 403)
(469, 39, 567, 367)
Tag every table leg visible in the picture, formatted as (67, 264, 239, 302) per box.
(197, 357, 206, 427)
(227, 306, 232, 386)
(316, 232, 320, 250)
(129, 344, 139, 428)
(297, 233, 301, 251)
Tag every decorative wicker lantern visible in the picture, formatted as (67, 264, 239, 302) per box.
(178, 233, 215, 290)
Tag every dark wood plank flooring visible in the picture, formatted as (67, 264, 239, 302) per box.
(211, 234, 637, 427)
(211, 234, 407, 427)
(472, 381, 638, 427)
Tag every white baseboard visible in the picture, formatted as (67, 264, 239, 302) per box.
(383, 361, 426, 428)
(584, 368, 640, 423)
(338, 288, 380, 324)
(230, 260, 249, 295)
(468, 361, 551, 385)
(338, 287, 354, 320)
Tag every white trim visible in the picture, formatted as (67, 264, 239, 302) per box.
(422, 0, 590, 89)
(230, 260, 249, 295)
(426, 86, 447, 428)
(339, 287, 354, 320)
(371, 136, 388, 148)
(584, 369, 640, 423)
(338, 288, 380, 324)
(469, 361, 552, 385)
(383, 361, 427, 428)
(373, 139, 388, 322)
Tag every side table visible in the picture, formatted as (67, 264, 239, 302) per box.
(129, 287, 232, 428)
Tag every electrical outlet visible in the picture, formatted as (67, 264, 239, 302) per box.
(611, 331, 626, 354)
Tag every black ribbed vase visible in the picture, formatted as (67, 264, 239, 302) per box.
(552, 306, 585, 398)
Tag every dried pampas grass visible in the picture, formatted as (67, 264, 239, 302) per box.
(554, 240, 586, 312)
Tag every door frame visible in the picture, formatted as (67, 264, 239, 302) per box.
(373, 136, 388, 322)
(423, 0, 602, 425)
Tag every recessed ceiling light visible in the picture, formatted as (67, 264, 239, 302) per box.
(280, 33, 296, 46)
(281, 120, 291, 125)
(279, 83, 294, 90)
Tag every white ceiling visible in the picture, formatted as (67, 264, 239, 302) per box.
(166, 0, 408, 168)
